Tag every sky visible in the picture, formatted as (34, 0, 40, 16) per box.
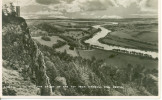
(2, 0, 158, 19)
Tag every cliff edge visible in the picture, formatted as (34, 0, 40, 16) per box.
(2, 16, 52, 95)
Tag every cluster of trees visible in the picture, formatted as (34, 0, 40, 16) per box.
(52, 40, 66, 49)
(3, 81, 17, 95)
(3, 3, 17, 17)
(35, 23, 65, 34)
(38, 44, 73, 62)
(38, 42, 158, 96)
(65, 28, 83, 31)
(30, 27, 48, 37)
(41, 36, 51, 41)
(112, 48, 156, 60)
(58, 35, 78, 50)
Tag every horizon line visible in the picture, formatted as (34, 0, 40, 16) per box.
(25, 18, 158, 20)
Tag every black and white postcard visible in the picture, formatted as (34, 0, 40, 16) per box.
(1, 0, 160, 98)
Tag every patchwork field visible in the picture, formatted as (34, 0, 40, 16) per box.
(26, 18, 158, 59)
(101, 20, 158, 51)
(32, 36, 65, 47)
(26, 19, 100, 56)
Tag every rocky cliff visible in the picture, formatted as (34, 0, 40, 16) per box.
(2, 16, 52, 95)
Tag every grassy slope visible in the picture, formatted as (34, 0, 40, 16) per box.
(3, 67, 39, 96)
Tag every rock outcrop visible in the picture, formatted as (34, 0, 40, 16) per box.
(2, 16, 52, 95)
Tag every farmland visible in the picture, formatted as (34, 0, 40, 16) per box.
(100, 19, 158, 52)
(26, 18, 158, 69)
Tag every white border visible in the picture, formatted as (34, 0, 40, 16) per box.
(1, 0, 3, 98)
(0, 0, 161, 99)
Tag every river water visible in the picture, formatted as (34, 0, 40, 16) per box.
(85, 24, 158, 59)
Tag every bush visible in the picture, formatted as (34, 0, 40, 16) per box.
(41, 36, 51, 41)
(3, 82, 17, 95)
(69, 46, 74, 50)
(53, 40, 66, 49)
(3, 88, 17, 96)
(58, 35, 78, 47)
(109, 54, 116, 58)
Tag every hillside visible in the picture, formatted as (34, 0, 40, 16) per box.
(2, 15, 158, 96)
(3, 67, 39, 96)
(2, 16, 52, 95)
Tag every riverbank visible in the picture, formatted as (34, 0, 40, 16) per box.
(78, 49, 158, 70)
(99, 22, 158, 52)
(85, 24, 158, 59)
(98, 37, 158, 52)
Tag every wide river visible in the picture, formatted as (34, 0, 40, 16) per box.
(85, 23, 158, 59)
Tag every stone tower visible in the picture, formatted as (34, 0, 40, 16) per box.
(16, 6, 20, 17)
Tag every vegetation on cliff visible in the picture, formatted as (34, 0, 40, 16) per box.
(3, 12, 52, 95)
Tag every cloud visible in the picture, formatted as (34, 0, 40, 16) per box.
(3, 0, 158, 19)
(101, 15, 123, 19)
(37, 0, 117, 12)
(35, 10, 63, 15)
(46, 0, 158, 13)
(35, 0, 74, 5)
(48, 15, 68, 18)
(114, 0, 158, 12)
(75, 0, 116, 11)
(2, 0, 36, 6)
(35, 0, 60, 5)
(141, 0, 158, 8)
(131, 13, 158, 17)
(3, 0, 158, 12)
(21, 14, 39, 19)
(138, 0, 158, 12)
(90, 13, 95, 15)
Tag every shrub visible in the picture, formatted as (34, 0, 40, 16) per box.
(53, 40, 66, 49)
(41, 36, 51, 41)
(3, 88, 17, 96)
(69, 46, 74, 50)
(109, 54, 116, 58)
(3, 82, 17, 95)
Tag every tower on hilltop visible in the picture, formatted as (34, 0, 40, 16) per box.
(16, 0, 20, 17)
(16, 6, 20, 17)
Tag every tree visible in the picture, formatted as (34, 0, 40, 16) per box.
(69, 46, 74, 50)
(3, 4, 9, 16)
(9, 3, 16, 17)
(91, 56, 96, 62)
(126, 64, 133, 81)
(2, 10, 5, 17)
(45, 61, 58, 86)
(63, 50, 67, 55)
